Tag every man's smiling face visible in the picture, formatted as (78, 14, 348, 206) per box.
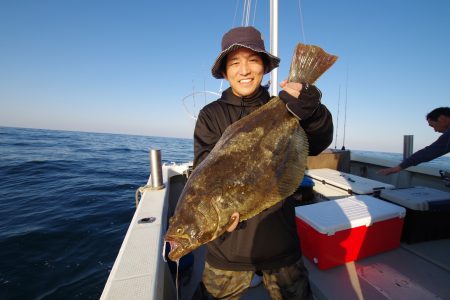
(223, 47, 265, 98)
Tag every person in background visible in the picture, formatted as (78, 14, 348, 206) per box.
(192, 26, 333, 300)
(379, 107, 450, 175)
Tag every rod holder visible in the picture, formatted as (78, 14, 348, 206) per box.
(403, 135, 414, 160)
(150, 149, 165, 190)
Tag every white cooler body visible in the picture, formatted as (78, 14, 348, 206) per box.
(380, 186, 450, 243)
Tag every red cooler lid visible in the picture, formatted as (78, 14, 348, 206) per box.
(295, 195, 406, 235)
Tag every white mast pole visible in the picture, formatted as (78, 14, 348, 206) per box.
(270, 0, 278, 96)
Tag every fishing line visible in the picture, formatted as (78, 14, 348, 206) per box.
(342, 66, 349, 150)
(232, 0, 240, 27)
(242, 0, 248, 26)
(335, 85, 341, 149)
(192, 80, 196, 114)
(162, 242, 179, 300)
(297, 0, 307, 43)
(176, 261, 180, 300)
(252, 0, 258, 26)
(162, 241, 167, 262)
(181, 91, 221, 121)
(246, 0, 251, 26)
(204, 79, 207, 106)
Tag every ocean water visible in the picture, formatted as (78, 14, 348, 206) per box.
(0, 127, 193, 300)
(1, 127, 449, 299)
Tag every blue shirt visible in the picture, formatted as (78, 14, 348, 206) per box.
(400, 127, 450, 169)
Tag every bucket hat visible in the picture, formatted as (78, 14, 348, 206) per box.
(211, 26, 280, 79)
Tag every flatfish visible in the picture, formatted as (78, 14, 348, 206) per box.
(164, 44, 337, 262)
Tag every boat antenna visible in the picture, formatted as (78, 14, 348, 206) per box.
(334, 85, 341, 149)
(341, 66, 349, 150)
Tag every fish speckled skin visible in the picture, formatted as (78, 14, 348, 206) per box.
(164, 97, 308, 261)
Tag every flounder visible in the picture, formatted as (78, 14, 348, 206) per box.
(164, 44, 337, 262)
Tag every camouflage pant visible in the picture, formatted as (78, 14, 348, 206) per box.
(201, 259, 312, 300)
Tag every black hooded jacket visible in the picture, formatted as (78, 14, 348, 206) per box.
(193, 85, 333, 271)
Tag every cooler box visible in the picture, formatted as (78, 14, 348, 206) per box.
(380, 186, 450, 243)
(295, 195, 405, 270)
(305, 168, 395, 200)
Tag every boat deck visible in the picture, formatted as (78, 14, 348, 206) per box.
(305, 239, 449, 300)
(183, 227, 450, 300)
(101, 157, 450, 300)
(225, 238, 450, 300)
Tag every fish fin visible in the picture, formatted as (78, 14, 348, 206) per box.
(275, 126, 309, 199)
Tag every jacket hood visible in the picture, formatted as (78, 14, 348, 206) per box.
(218, 86, 271, 107)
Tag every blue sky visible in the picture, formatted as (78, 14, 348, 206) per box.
(1, 0, 449, 155)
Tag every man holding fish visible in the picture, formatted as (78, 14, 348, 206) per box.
(185, 26, 334, 299)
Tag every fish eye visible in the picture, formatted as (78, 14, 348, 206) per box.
(176, 227, 183, 234)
